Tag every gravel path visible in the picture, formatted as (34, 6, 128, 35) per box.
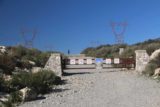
(20, 69, 160, 107)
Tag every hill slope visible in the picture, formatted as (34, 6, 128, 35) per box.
(81, 38, 160, 58)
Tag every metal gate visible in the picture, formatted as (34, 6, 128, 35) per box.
(63, 57, 135, 69)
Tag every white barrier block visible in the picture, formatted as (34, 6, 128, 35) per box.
(78, 59, 84, 65)
(106, 59, 112, 64)
(87, 59, 92, 64)
(70, 59, 76, 65)
(114, 58, 120, 64)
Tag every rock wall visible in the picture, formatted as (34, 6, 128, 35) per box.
(45, 53, 62, 77)
(135, 50, 150, 73)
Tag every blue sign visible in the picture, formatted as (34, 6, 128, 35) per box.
(95, 58, 103, 63)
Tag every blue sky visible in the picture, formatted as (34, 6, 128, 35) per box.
(0, 0, 160, 54)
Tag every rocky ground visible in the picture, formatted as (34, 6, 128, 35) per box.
(20, 69, 160, 107)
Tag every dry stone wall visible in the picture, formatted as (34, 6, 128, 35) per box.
(45, 53, 62, 77)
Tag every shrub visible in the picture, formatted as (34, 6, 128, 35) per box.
(0, 55, 16, 75)
(142, 53, 160, 76)
(9, 91, 22, 104)
(0, 74, 5, 91)
(10, 72, 30, 91)
(0, 100, 15, 107)
(10, 70, 57, 94)
(8, 45, 50, 68)
(28, 70, 56, 94)
(142, 62, 158, 76)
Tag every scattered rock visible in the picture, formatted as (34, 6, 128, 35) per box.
(3, 75, 12, 81)
(23, 68, 30, 72)
(15, 67, 22, 72)
(29, 60, 36, 66)
(0, 46, 6, 54)
(31, 67, 42, 73)
(154, 68, 160, 76)
(153, 68, 160, 79)
(0, 97, 8, 102)
(19, 87, 37, 101)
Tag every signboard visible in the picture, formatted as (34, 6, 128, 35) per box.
(70, 59, 76, 65)
(87, 59, 92, 64)
(106, 58, 112, 64)
(114, 58, 120, 64)
(78, 59, 84, 65)
(96, 58, 103, 63)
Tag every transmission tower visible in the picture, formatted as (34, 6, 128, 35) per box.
(20, 28, 37, 48)
(110, 22, 127, 44)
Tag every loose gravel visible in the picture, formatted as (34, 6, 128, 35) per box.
(20, 69, 160, 107)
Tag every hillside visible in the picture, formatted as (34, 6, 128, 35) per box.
(81, 38, 160, 58)
(0, 45, 59, 75)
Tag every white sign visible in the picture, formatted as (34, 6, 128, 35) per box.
(114, 58, 120, 64)
(106, 59, 112, 64)
(70, 59, 76, 65)
(87, 59, 92, 64)
(78, 59, 84, 64)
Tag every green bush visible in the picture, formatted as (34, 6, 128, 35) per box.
(10, 72, 30, 91)
(10, 70, 57, 94)
(0, 74, 5, 91)
(28, 70, 56, 94)
(142, 62, 158, 76)
(9, 91, 22, 104)
(0, 55, 16, 75)
(0, 100, 15, 107)
(8, 45, 50, 68)
(142, 53, 160, 76)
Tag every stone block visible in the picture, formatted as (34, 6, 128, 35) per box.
(135, 50, 149, 73)
(45, 53, 62, 76)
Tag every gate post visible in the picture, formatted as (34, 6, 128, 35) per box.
(45, 53, 62, 77)
(95, 58, 103, 69)
(135, 50, 149, 73)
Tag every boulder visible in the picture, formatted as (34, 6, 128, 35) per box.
(19, 87, 37, 101)
(150, 48, 160, 60)
(23, 68, 30, 72)
(28, 60, 36, 66)
(3, 75, 12, 81)
(0, 46, 6, 54)
(153, 68, 160, 78)
(31, 67, 42, 73)
(15, 67, 21, 72)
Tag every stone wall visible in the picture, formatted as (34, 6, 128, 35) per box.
(135, 50, 150, 73)
(45, 53, 62, 77)
(119, 48, 124, 55)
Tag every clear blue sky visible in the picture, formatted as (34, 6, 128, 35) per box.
(0, 0, 160, 54)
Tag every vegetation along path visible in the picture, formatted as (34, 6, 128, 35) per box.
(20, 69, 160, 107)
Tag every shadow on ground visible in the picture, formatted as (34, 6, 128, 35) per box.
(52, 88, 70, 93)
(62, 72, 92, 76)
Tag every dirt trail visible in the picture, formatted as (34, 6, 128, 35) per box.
(20, 69, 160, 107)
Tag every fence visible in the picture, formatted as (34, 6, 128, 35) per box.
(63, 57, 135, 69)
